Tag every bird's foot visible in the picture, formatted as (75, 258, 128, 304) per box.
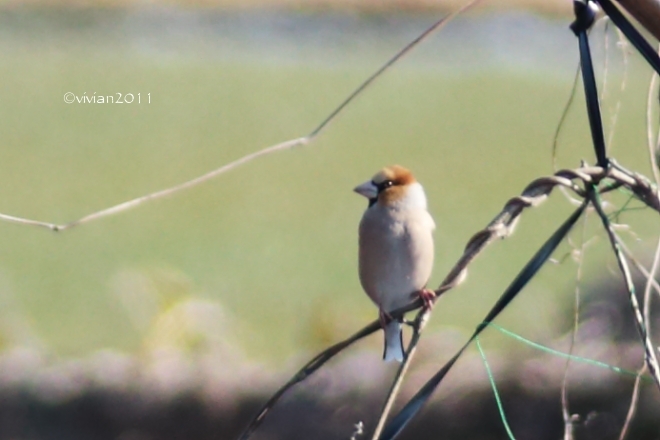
(379, 309, 394, 328)
(413, 288, 437, 310)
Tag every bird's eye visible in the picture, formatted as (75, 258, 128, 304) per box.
(375, 180, 394, 193)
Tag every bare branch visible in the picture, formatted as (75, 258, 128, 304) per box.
(561, 214, 590, 440)
(236, 161, 660, 440)
(618, 237, 660, 440)
(646, 43, 660, 188)
(589, 189, 660, 392)
(618, 363, 647, 440)
(236, 320, 381, 440)
(57, 137, 308, 231)
(552, 63, 581, 174)
(370, 308, 431, 440)
(0, 0, 484, 233)
(0, 213, 60, 231)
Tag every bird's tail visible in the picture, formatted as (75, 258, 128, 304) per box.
(383, 320, 405, 362)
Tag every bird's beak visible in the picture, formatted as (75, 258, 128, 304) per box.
(354, 180, 378, 199)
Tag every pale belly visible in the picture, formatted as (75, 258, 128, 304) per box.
(358, 208, 434, 313)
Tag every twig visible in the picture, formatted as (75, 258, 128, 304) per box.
(646, 43, 660, 189)
(308, 0, 483, 140)
(0, 213, 60, 231)
(236, 162, 660, 439)
(0, 0, 484, 233)
(609, 159, 660, 213)
(641, 237, 659, 365)
(589, 188, 660, 392)
(58, 138, 308, 231)
(603, 24, 629, 156)
(618, 363, 647, 440)
(350, 421, 365, 440)
(620, 242, 660, 298)
(561, 212, 590, 440)
(618, 237, 660, 440)
(236, 320, 381, 440)
(552, 63, 580, 173)
(370, 308, 431, 440)
(378, 200, 590, 440)
(552, 63, 587, 209)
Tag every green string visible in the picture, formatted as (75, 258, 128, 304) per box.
(475, 336, 516, 440)
(485, 322, 653, 382)
(608, 192, 637, 223)
(475, 323, 654, 440)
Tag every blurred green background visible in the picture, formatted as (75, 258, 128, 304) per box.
(0, 5, 657, 368)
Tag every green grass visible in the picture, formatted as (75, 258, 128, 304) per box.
(0, 29, 656, 365)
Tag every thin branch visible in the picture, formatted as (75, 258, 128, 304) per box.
(552, 63, 581, 173)
(370, 308, 431, 440)
(604, 25, 629, 155)
(589, 188, 660, 392)
(59, 138, 308, 231)
(552, 63, 594, 210)
(619, 242, 660, 439)
(618, 363, 647, 440)
(0, 0, 484, 233)
(236, 162, 660, 440)
(308, 0, 483, 140)
(0, 213, 60, 231)
(618, 236, 660, 440)
(602, 18, 612, 104)
(646, 43, 660, 189)
(644, 242, 660, 332)
(620, 242, 660, 298)
(609, 159, 660, 213)
(641, 234, 660, 382)
(378, 200, 590, 440)
(350, 422, 365, 440)
(236, 320, 381, 440)
(561, 212, 590, 440)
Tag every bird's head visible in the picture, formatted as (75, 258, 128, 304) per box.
(354, 165, 427, 209)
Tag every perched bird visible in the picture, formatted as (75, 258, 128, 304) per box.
(354, 165, 436, 362)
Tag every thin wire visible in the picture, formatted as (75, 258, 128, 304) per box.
(488, 323, 653, 381)
(476, 336, 516, 440)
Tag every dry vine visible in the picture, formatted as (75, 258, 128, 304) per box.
(237, 161, 660, 439)
(1, 1, 658, 439)
(0, 0, 482, 233)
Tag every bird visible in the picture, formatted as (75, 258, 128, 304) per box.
(354, 165, 436, 362)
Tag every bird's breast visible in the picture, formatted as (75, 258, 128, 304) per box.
(358, 207, 434, 312)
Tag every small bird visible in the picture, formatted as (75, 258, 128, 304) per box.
(354, 165, 436, 362)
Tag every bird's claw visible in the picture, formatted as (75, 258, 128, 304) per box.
(379, 309, 394, 328)
(414, 288, 436, 310)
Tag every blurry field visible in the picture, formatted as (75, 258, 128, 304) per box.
(0, 8, 656, 367)
(7, 0, 574, 15)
